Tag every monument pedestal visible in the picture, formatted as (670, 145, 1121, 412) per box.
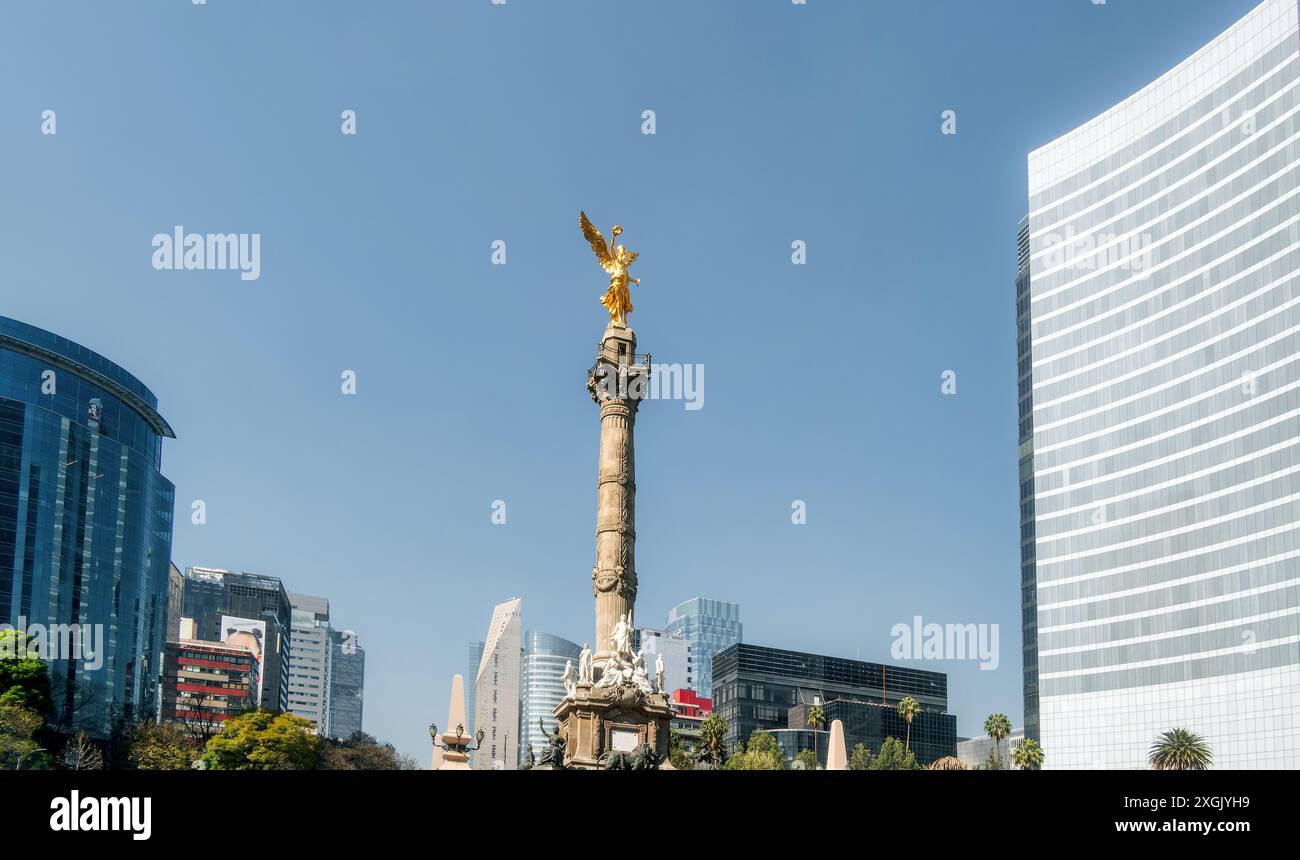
(554, 682, 674, 769)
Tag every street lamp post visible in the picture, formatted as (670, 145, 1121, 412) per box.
(430, 722, 484, 771)
(16, 747, 47, 770)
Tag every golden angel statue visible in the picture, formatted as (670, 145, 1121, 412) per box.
(580, 211, 641, 325)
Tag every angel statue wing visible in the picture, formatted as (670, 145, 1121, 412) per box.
(580, 211, 614, 271)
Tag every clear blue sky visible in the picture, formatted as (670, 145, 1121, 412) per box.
(0, 0, 1262, 762)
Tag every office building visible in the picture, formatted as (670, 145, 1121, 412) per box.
(0, 316, 176, 737)
(668, 688, 712, 752)
(161, 618, 260, 728)
(328, 627, 365, 739)
(637, 627, 692, 693)
(472, 598, 521, 770)
(519, 630, 582, 764)
(664, 597, 741, 698)
(711, 643, 955, 764)
(180, 566, 293, 713)
(288, 593, 332, 733)
(957, 727, 1026, 770)
(812, 698, 956, 767)
(1021, 0, 1300, 768)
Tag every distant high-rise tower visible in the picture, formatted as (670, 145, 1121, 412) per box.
(328, 628, 365, 739)
(1021, 0, 1300, 768)
(665, 598, 741, 699)
(287, 593, 332, 733)
(519, 630, 582, 764)
(472, 598, 521, 770)
(165, 562, 185, 644)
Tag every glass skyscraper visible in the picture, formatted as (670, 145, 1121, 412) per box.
(518, 630, 581, 764)
(1022, 0, 1300, 768)
(665, 597, 741, 699)
(328, 627, 365, 739)
(0, 316, 176, 736)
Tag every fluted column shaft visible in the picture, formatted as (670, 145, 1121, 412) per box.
(588, 325, 642, 668)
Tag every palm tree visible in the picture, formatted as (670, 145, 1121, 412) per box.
(984, 713, 1012, 770)
(1149, 729, 1212, 771)
(695, 714, 728, 768)
(806, 705, 826, 766)
(897, 696, 921, 752)
(1012, 737, 1044, 770)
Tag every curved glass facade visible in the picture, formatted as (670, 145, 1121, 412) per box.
(519, 630, 581, 763)
(1023, 0, 1300, 768)
(0, 316, 175, 736)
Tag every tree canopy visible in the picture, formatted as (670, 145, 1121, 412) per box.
(0, 629, 52, 717)
(318, 731, 418, 770)
(723, 729, 784, 770)
(202, 710, 320, 770)
(870, 736, 919, 770)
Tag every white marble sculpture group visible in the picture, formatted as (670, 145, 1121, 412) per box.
(561, 612, 667, 699)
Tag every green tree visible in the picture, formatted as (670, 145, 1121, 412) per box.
(695, 713, 728, 768)
(984, 713, 1012, 770)
(793, 749, 819, 771)
(805, 705, 826, 763)
(668, 727, 694, 771)
(1012, 737, 1044, 770)
(723, 729, 784, 770)
(870, 736, 919, 770)
(1148, 729, 1212, 771)
(202, 710, 320, 770)
(318, 731, 418, 770)
(847, 742, 873, 770)
(0, 702, 47, 769)
(127, 721, 199, 770)
(897, 696, 921, 752)
(0, 629, 52, 717)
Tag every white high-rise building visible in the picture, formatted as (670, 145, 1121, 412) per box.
(288, 593, 332, 734)
(1021, 0, 1300, 768)
(472, 598, 522, 770)
(637, 628, 692, 694)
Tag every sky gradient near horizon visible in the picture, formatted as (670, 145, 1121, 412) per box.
(0, 0, 1264, 762)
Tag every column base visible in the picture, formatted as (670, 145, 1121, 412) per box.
(552, 684, 675, 770)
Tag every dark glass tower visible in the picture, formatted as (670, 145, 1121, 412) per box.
(0, 316, 176, 736)
(711, 643, 953, 761)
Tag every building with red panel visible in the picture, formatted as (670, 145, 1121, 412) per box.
(161, 618, 260, 728)
(670, 688, 712, 716)
(669, 688, 712, 752)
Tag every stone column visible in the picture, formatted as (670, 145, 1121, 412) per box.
(587, 324, 643, 671)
